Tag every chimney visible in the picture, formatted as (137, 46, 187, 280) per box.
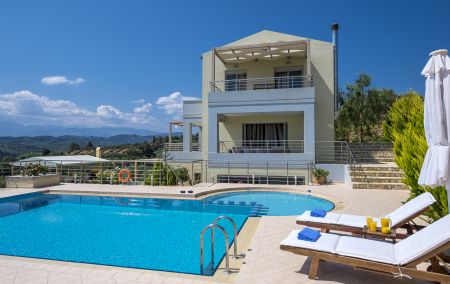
(332, 22, 339, 114)
(96, 147, 102, 158)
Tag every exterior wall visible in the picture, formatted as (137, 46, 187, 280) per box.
(310, 40, 335, 142)
(201, 30, 335, 159)
(219, 113, 304, 142)
(315, 164, 351, 184)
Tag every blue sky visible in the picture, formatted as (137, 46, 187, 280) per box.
(0, 0, 448, 134)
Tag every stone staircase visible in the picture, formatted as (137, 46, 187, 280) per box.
(349, 143, 408, 190)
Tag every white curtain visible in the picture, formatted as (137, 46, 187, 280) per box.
(418, 50, 450, 208)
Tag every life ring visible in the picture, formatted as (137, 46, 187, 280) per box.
(118, 169, 132, 183)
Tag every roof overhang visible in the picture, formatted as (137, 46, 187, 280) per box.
(215, 40, 308, 64)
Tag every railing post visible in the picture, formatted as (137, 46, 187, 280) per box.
(286, 161, 289, 185)
(247, 162, 249, 184)
(266, 161, 269, 185)
(227, 161, 230, 184)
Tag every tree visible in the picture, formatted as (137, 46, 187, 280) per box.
(335, 74, 397, 142)
(42, 148, 50, 156)
(68, 143, 80, 152)
(383, 92, 448, 221)
(84, 141, 94, 150)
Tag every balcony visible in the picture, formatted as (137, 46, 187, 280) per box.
(219, 140, 304, 154)
(211, 76, 313, 92)
(164, 143, 201, 152)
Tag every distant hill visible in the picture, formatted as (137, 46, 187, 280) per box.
(0, 121, 161, 137)
(0, 133, 180, 159)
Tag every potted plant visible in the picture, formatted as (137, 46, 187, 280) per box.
(7, 163, 59, 188)
(312, 167, 330, 185)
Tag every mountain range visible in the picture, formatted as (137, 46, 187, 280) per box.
(0, 121, 161, 137)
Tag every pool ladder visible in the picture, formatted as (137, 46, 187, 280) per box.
(200, 216, 245, 275)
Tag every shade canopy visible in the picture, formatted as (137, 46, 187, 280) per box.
(11, 155, 108, 167)
(418, 49, 450, 208)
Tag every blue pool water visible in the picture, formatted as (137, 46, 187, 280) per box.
(0, 191, 333, 275)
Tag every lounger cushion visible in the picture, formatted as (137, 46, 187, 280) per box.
(394, 214, 450, 265)
(297, 211, 340, 224)
(335, 236, 397, 264)
(386, 192, 436, 227)
(337, 214, 379, 228)
(280, 229, 340, 253)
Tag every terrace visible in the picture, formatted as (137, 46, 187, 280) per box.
(0, 182, 427, 284)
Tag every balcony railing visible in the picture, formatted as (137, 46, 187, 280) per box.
(219, 140, 304, 154)
(191, 143, 201, 152)
(210, 76, 313, 92)
(164, 143, 183, 151)
(164, 143, 202, 152)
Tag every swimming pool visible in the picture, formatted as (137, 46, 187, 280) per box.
(0, 191, 333, 275)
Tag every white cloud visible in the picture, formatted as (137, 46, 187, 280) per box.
(41, 76, 85, 86)
(0, 90, 157, 128)
(133, 103, 152, 113)
(131, 99, 145, 104)
(156, 91, 199, 116)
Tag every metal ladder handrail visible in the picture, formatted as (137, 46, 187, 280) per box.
(212, 215, 244, 259)
(200, 224, 231, 275)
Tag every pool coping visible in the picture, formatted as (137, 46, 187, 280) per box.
(0, 184, 344, 282)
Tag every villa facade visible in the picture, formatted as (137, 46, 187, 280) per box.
(166, 30, 345, 184)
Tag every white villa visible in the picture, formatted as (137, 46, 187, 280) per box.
(166, 30, 348, 185)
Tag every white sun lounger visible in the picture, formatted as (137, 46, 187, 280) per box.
(281, 214, 450, 282)
(297, 192, 436, 234)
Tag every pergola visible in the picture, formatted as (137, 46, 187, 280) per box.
(210, 39, 312, 85)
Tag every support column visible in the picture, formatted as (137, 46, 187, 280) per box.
(168, 122, 173, 143)
(198, 126, 203, 148)
(304, 105, 315, 161)
(183, 122, 191, 152)
(211, 48, 216, 90)
(208, 112, 218, 153)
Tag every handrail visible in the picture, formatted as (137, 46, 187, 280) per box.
(212, 216, 244, 259)
(200, 224, 231, 274)
(219, 140, 304, 154)
(211, 75, 313, 92)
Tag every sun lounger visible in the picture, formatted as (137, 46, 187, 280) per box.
(280, 214, 450, 283)
(297, 192, 436, 235)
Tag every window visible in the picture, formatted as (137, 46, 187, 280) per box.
(274, 66, 303, 88)
(243, 123, 287, 141)
(225, 71, 247, 91)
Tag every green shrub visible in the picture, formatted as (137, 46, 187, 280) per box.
(383, 92, 448, 221)
(20, 164, 49, 176)
(144, 163, 190, 186)
(95, 168, 119, 184)
(312, 168, 330, 179)
(0, 176, 6, 188)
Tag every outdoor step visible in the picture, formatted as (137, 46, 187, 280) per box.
(354, 158, 395, 163)
(351, 176, 403, 183)
(354, 166, 403, 172)
(352, 183, 409, 190)
(350, 171, 404, 177)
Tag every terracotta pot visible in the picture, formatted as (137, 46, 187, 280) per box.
(314, 176, 326, 185)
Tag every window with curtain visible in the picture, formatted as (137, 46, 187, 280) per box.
(243, 123, 287, 147)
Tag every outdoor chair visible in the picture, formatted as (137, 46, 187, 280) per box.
(280, 214, 450, 283)
(296, 192, 436, 236)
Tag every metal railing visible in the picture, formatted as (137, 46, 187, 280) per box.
(219, 140, 304, 154)
(206, 160, 312, 185)
(315, 141, 357, 164)
(200, 223, 231, 275)
(210, 75, 313, 92)
(191, 143, 201, 152)
(164, 143, 183, 151)
(0, 159, 204, 187)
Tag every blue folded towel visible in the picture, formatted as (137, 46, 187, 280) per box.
(310, 209, 327, 218)
(298, 228, 321, 242)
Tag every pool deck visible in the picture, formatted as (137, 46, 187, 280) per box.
(0, 183, 432, 284)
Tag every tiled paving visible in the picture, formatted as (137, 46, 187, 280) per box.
(0, 183, 437, 283)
